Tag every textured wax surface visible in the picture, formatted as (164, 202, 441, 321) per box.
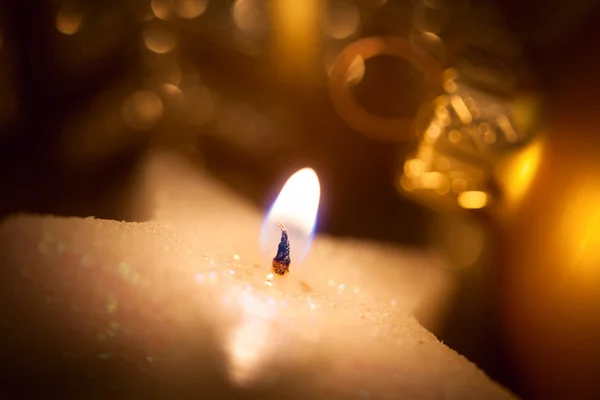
(0, 153, 517, 399)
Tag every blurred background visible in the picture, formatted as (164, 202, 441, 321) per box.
(2, 0, 600, 398)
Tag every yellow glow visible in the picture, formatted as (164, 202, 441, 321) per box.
(420, 171, 446, 189)
(56, 8, 84, 35)
(272, 0, 320, 76)
(496, 138, 543, 208)
(143, 29, 177, 54)
(261, 168, 320, 264)
(557, 179, 600, 279)
(457, 191, 488, 209)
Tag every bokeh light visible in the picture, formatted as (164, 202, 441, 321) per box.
(56, 6, 85, 35)
(121, 90, 164, 130)
(151, 0, 171, 20)
(151, 0, 208, 20)
(175, 0, 208, 19)
(143, 28, 177, 54)
(457, 191, 488, 209)
(232, 0, 267, 38)
(322, 1, 360, 40)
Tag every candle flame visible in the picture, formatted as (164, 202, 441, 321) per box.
(260, 168, 320, 266)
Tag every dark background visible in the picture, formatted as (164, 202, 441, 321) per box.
(1, 0, 600, 397)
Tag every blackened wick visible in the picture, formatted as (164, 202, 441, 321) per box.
(272, 221, 291, 275)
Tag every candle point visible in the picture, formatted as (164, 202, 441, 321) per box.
(272, 221, 291, 275)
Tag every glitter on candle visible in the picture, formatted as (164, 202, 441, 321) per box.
(264, 272, 274, 286)
(227, 290, 277, 385)
(194, 273, 205, 284)
(272, 221, 291, 275)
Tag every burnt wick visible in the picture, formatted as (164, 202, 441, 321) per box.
(272, 221, 291, 275)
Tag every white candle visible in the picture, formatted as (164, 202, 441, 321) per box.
(0, 151, 515, 399)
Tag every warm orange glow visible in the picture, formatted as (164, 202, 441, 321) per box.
(426, 123, 442, 139)
(185, 85, 216, 126)
(452, 178, 467, 194)
(143, 29, 177, 54)
(457, 191, 488, 209)
(175, 0, 208, 19)
(448, 129, 461, 144)
(442, 68, 457, 81)
(151, 0, 171, 20)
(121, 90, 164, 130)
(398, 174, 414, 192)
(56, 8, 84, 35)
(443, 80, 457, 93)
(483, 130, 496, 144)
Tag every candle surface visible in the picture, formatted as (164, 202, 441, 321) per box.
(0, 152, 516, 399)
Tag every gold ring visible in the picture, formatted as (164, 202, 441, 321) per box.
(328, 37, 442, 142)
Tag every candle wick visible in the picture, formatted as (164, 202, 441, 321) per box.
(272, 221, 291, 275)
(276, 221, 287, 232)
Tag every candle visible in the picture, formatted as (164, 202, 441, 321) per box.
(0, 151, 515, 399)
